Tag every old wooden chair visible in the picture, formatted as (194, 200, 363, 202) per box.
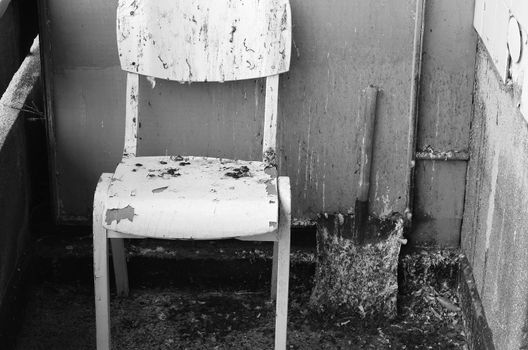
(93, 0, 292, 349)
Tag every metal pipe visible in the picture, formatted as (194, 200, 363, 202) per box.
(404, 0, 426, 221)
(415, 150, 469, 161)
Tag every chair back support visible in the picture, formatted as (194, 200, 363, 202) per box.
(117, 0, 291, 82)
(117, 0, 291, 161)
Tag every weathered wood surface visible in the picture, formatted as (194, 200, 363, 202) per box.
(93, 173, 112, 350)
(263, 75, 279, 162)
(117, 0, 291, 82)
(274, 176, 291, 350)
(355, 86, 378, 242)
(103, 156, 278, 239)
(109, 237, 129, 296)
(123, 73, 139, 156)
(357, 87, 378, 203)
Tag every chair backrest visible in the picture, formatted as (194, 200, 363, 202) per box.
(117, 0, 291, 82)
(116, 0, 291, 162)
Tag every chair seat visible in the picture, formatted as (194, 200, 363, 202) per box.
(102, 156, 279, 239)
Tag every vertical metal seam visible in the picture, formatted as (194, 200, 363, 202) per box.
(405, 0, 426, 220)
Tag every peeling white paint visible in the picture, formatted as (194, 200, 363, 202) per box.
(263, 75, 279, 157)
(123, 73, 139, 157)
(103, 156, 278, 239)
(117, 0, 291, 82)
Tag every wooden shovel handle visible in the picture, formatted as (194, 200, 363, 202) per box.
(357, 86, 378, 202)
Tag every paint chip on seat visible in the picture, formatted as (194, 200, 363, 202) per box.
(105, 205, 135, 225)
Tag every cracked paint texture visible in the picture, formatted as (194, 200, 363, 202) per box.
(102, 156, 279, 239)
(117, 0, 291, 82)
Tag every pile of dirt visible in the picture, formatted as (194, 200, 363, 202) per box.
(310, 215, 405, 320)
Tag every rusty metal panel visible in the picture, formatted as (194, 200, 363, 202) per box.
(44, 0, 418, 222)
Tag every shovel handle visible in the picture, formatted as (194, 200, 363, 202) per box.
(357, 86, 378, 202)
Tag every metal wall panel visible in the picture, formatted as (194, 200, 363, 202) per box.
(43, 0, 417, 222)
(42, 0, 477, 249)
(413, 0, 476, 247)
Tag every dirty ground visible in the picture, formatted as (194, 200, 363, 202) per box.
(14, 247, 466, 349)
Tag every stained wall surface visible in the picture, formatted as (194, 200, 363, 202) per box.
(43, 0, 416, 222)
(462, 43, 528, 349)
(412, 0, 476, 247)
(42, 0, 477, 249)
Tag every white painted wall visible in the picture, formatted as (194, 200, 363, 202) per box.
(474, 0, 528, 121)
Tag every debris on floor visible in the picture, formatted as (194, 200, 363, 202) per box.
(398, 249, 465, 347)
(310, 214, 404, 320)
(15, 249, 466, 349)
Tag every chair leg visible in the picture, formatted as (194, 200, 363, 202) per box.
(275, 177, 291, 350)
(94, 174, 112, 350)
(110, 238, 129, 296)
(271, 241, 279, 300)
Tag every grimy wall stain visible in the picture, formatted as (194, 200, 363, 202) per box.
(45, 0, 415, 221)
(0, 39, 41, 321)
(42, 0, 476, 249)
(462, 43, 528, 349)
(413, 0, 476, 247)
